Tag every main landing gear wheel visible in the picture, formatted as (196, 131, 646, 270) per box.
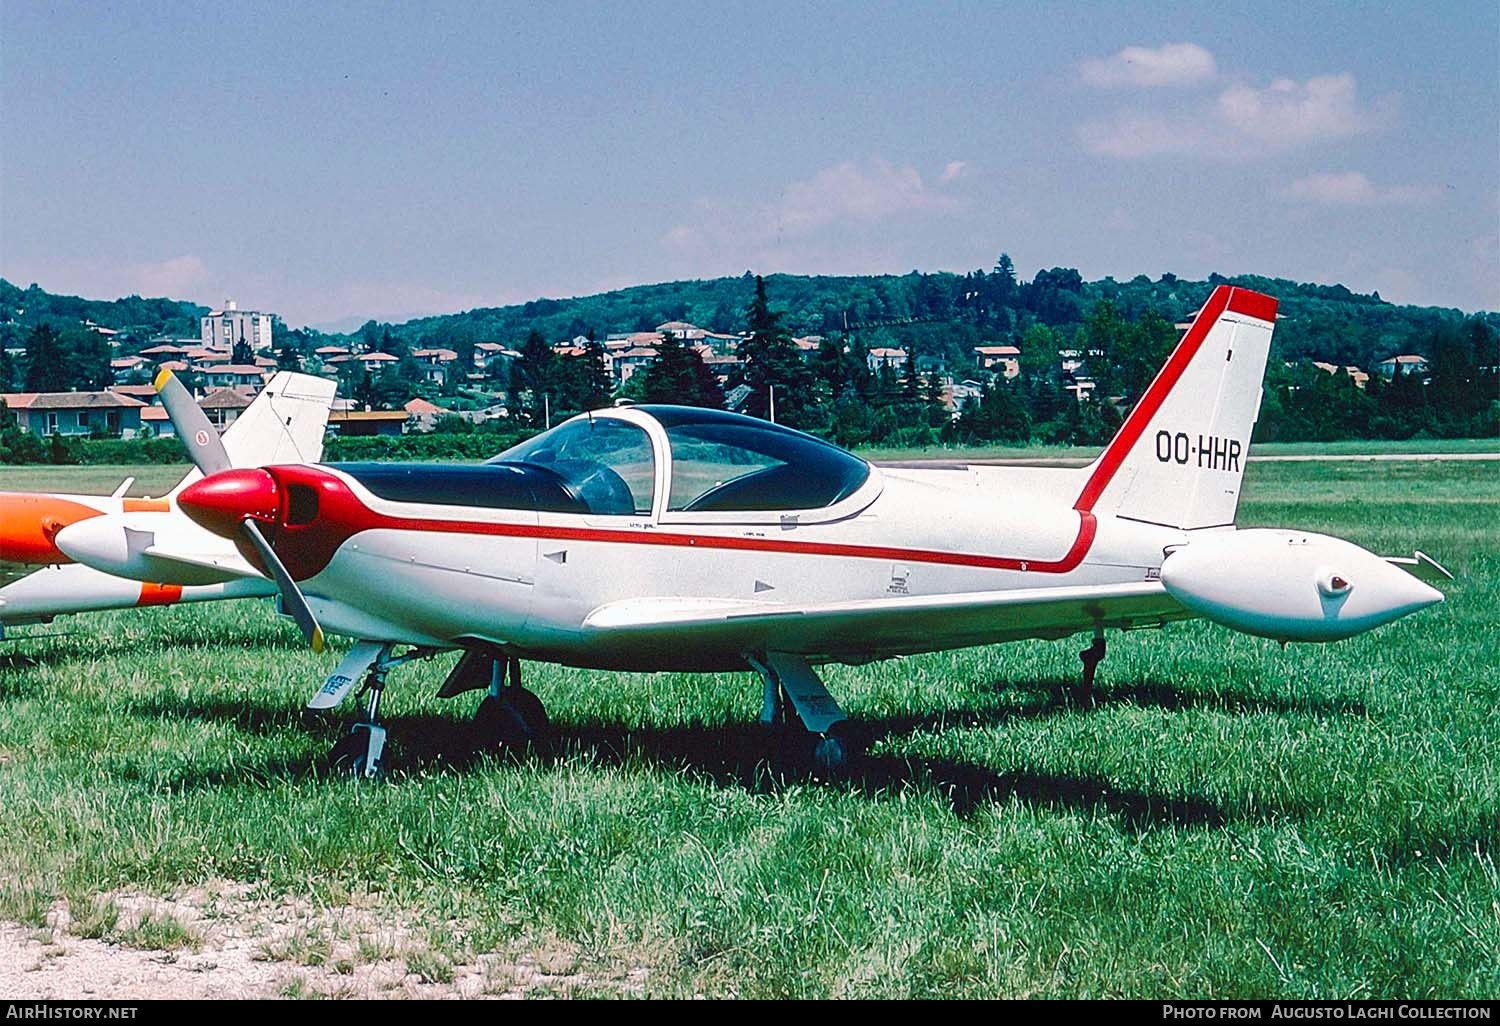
(812, 720, 868, 777)
(473, 688, 550, 749)
(473, 657, 550, 752)
(751, 653, 865, 779)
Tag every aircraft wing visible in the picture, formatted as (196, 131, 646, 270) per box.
(138, 543, 264, 582)
(582, 581, 1190, 661)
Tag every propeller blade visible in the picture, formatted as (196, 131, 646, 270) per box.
(240, 519, 325, 653)
(154, 368, 231, 477)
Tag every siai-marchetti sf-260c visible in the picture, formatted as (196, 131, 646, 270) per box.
(62, 286, 1449, 776)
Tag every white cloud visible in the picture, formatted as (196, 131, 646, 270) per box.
(655, 159, 967, 282)
(769, 160, 959, 237)
(939, 159, 971, 183)
(1077, 112, 1204, 159)
(1079, 43, 1217, 89)
(1216, 74, 1391, 145)
(1282, 171, 1442, 206)
(1078, 72, 1395, 160)
(664, 159, 963, 251)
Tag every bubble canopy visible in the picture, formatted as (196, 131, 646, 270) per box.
(489, 405, 872, 516)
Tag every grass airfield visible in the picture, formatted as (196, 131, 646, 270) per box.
(0, 455, 1495, 998)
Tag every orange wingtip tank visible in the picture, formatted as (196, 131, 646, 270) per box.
(0, 494, 105, 564)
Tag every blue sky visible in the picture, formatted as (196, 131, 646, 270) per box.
(2, 1, 1495, 328)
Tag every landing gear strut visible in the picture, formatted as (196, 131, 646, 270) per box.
(472, 655, 550, 750)
(750, 653, 865, 776)
(1075, 630, 1107, 706)
(329, 650, 393, 779)
(320, 641, 442, 779)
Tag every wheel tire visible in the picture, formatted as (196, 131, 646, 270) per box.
(473, 695, 531, 749)
(506, 687, 550, 740)
(812, 720, 866, 777)
(328, 729, 374, 779)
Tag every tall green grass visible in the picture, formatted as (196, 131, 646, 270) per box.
(0, 460, 1494, 997)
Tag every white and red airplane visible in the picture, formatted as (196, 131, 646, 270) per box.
(0, 372, 336, 631)
(63, 287, 1449, 776)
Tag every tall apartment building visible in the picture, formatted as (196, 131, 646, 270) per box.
(200, 299, 273, 351)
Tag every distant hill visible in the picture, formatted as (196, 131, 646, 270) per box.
(0, 279, 207, 348)
(5, 268, 1496, 376)
(354, 269, 1498, 376)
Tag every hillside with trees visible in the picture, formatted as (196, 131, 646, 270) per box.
(2, 264, 1495, 451)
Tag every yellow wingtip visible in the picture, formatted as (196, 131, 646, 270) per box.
(153, 367, 174, 392)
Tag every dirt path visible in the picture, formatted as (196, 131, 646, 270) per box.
(0, 886, 647, 1000)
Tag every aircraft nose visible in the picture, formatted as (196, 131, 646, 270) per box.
(178, 469, 281, 538)
(0, 494, 103, 564)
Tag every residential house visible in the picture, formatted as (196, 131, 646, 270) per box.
(866, 347, 909, 373)
(612, 346, 658, 384)
(325, 352, 400, 375)
(194, 364, 268, 391)
(0, 391, 146, 438)
(974, 345, 1021, 379)
(110, 355, 150, 376)
(791, 336, 823, 360)
(656, 321, 707, 342)
(943, 378, 985, 415)
(404, 397, 448, 432)
(1313, 361, 1371, 389)
(694, 346, 741, 384)
(411, 348, 459, 384)
(198, 388, 253, 429)
(139, 343, 189, 359)
(474, 342, 520, 375)
(108, 384, 158, 403)
(1377, 354, 1430, 380)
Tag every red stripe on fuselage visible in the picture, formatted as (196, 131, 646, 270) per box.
(327, 506, 1098, 575)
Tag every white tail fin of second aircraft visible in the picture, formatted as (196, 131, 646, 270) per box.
(1074, 285, 1278, 531)
(168, 372, 338, 497)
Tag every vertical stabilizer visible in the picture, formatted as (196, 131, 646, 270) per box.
(1075, 286, 1277, 530)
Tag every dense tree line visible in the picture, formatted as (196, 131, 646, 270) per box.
(0, 323, 117, 393)
(372, 263, 1497, 386)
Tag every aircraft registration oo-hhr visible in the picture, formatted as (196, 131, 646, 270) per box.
(62, 286, 1450, 776)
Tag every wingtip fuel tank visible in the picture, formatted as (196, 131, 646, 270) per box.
(1160, 529, 1444, 642)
